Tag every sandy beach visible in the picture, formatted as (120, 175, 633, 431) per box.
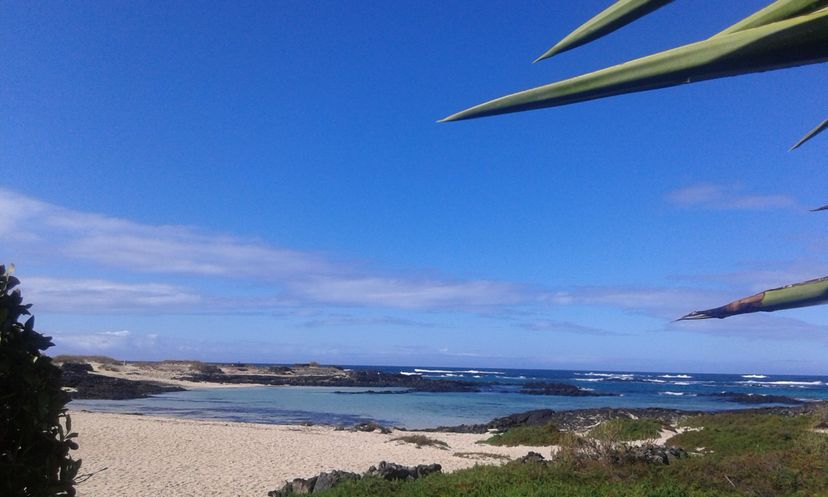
(71, 411, 545, 497)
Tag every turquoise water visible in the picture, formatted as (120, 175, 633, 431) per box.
(70, 366, 828, 429)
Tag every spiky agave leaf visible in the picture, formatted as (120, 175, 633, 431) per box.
(441, 8, 828, 122)
(810, 203, 828, 211)
(678, 276, 828, 320)
(534, 0, 674, 63)
(790, 118, 828, 150)
(714, 0, 828, 37)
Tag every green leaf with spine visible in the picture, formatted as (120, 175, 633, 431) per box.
(791, 118, 828, 150)
(442, 1, 827, 319)
(534, 0, 674, 63)
(677, 276, 828, 320)
(713, 0, 828, 36)
(441, 7, 828, 122)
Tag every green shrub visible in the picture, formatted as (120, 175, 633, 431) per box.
(588, 418, 663, 442)
(484, 422, 563, 447)
(669, 412, 811, 456)
(0, 265, 80, 496)
(53, 355, 119, 365)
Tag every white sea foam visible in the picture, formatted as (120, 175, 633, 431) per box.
(399, 371, 422, 376)
(660, 391, 695, 396)
(672, 382, 691, 386)
(583, 372, 635, 381)
(574, 378, 603, 382)
(741, 374, 767, 379)
(659, 374, 692, 379)
(739, 380, 822, 386)
(412, 368, 504, 375)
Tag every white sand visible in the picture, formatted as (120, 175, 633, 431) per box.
(71, 411, 546, 497)
(84, 362, 264, 389)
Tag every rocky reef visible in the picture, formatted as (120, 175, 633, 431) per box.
(60, 363, 184, 400)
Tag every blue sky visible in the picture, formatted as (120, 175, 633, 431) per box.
(2, 1, 827, 373)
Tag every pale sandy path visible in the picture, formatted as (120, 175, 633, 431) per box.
(71, 411, 546, 497)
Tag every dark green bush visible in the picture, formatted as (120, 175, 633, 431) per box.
(0, 265, 80, 496)
(483, 422, 563, 447)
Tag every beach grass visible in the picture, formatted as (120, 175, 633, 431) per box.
(482, 422, 563, 447)
(314, 410, 828, 497)
(588, 418, 663, 441)
(452, 451, 511, 461)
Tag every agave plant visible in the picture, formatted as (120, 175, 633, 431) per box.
(443, 0, 828, 319)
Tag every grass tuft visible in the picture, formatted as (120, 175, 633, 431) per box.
(310, 409, 828, 497)
(588, 418, 663, 442)
(391, 435, 449, 450)
(453, 451, 511, 461)
(483, 422, 563, 446)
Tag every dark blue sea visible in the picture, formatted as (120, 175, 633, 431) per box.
(70, 366, 828, 429)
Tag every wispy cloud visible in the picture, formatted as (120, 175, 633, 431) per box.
(543, 286, 729, 319)
(23, 277, 202, 313)
(670, 314, 828, 343)
(298, 313, 436, 329)
(2, 189, 527, 312)
(6, 189, 826, 345)
(519, 318, 623, 336)
(50, 329, 159, 353)
(666, 183, 796, 210)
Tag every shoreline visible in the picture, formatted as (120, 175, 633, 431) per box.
(70, 410, 540, 497)
(70, 403, 828, 497)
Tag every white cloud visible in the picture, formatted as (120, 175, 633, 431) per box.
(22, 277, 202, 313)
(519, 318, 623, 336)
(544, 286, 727, 318)
(291, 276, 525, 309)
(666, 183, 796, 210)
(50, 329, 159, 353)
(1, 189, 526, 311)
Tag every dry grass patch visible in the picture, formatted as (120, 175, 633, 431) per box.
(453, 451, 511, 462)
(390, 435, 449, 450)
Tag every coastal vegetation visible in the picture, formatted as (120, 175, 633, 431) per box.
(587, 417, 663, 442)
(0, 266, 80, 496)
(311, 409, 828, 497)
(483, 422, 563, 447)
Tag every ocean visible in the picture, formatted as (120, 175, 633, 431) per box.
(70, 366, 828, 429)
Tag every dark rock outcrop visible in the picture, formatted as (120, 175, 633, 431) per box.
(351, 422, 392, 434)
(366, 461, 442, 481)
(267, 462, 441, 496)
(333, 389, 413, 395)
(516, 451, 547, 464)
(183, 369, 478, 392)
(706, 392, 805, 405)
(619, 444, 687, 465)
(519, 382, 611, 397)
(433, 407, 697, 434)
(267, 470, 360, 497)
(60, 364, 184, 400)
